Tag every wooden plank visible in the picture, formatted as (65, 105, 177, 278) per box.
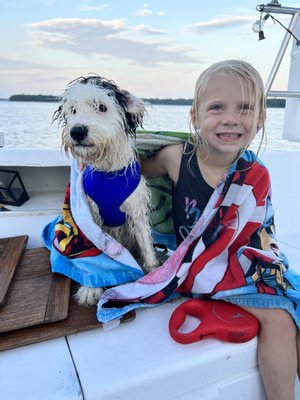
(0, 247, 71, 333)
(0, 236, 28, 307)
(0, 298, 135, 351)
(44, 272, 71, 322)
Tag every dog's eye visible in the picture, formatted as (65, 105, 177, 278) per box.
(97, 104, 107, 112)
(92, 102, 107, 113)
(70, 107, 77, 115)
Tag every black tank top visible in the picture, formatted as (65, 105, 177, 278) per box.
(172, 143, 214, 245)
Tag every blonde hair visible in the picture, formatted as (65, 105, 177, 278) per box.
(188, 59, 266, 161)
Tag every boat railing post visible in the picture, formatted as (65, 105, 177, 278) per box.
(256, 3, 300, 141)
(264, 11, 300, 96)
(282, 17, 300, 142)
(0, 132, 4, 148)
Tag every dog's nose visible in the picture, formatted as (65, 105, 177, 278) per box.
(70, 125, 88, 142)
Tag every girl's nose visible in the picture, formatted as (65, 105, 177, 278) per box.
(221, 111, 239, 125)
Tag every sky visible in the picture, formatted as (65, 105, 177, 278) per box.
(0, 0, 299, 99)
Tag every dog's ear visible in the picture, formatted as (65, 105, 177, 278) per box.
(52, 104, 65, 126)
(121, 90, 145, 133)
(121, 90, 144, 114)
(122, 90, 146, 121)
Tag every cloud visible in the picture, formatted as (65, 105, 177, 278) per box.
(28, 18, 198, 66)
(0, 57, 60, 72)
(135, 24, 169, 35)
(30, 18, 124, 34)
(0, 57, 72, 96)
(135, 4, 165, 18)
(79, 3, 109, 12)
(135, 3, 152, 17)
(186, 16, 255, 33)
(0, 57, 103, 98)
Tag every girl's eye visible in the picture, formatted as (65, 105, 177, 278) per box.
(209, 104, 222, 111)
(240, 104, 252, 111)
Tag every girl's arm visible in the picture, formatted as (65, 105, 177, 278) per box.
(141, 144, 182, 183)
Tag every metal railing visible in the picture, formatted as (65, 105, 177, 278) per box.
(256, 2, 300, 98)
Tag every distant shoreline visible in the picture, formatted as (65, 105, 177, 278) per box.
(2, 94, 286, 108)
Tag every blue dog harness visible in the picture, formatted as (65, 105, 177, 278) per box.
(83, 161, 141, 227)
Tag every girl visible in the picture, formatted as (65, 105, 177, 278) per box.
(99, 60, 300, 400)
(141, 60, 300, 400)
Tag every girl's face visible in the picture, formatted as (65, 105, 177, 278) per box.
(193, 72, 263, 163)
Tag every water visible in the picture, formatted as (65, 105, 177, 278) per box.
(1, 100, 300, 152)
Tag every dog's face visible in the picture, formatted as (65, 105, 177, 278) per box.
(53, 76, 145, 165)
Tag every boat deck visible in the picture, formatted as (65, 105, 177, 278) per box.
(1, 150, 300, 399)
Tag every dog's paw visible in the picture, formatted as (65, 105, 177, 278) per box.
(142, 246, 168, 273)
(142, 259, 161, 273)
(73, 286, 104, 306)
(143, 265, 157, 273)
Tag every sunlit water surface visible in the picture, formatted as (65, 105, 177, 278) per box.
(1, 101, 300, 152)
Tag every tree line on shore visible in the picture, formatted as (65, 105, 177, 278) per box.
(8, 94, 286, 108)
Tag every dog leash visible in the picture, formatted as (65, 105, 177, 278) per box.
(169, 299, 259, 344)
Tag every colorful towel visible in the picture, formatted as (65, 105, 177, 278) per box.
(42, 159, 144, 288)
(98, 150, 300, 327)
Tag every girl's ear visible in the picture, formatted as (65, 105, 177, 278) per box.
(256, 123, 262, 132)
(190, 108, 196, 123)
(256, 110, 266, 132)
(190, 108, 198, 128)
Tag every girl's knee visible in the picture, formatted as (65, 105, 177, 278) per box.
(243, 307, 297, 337)
(259, 309, 297, 342)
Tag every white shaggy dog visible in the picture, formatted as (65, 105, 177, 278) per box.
(53, 75, 158, 306)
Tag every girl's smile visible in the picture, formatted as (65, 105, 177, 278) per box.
(216, 132, 243, 142)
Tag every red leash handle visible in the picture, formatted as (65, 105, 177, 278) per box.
(169, 299, 260, 345)
(169, 299, 209, 344)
